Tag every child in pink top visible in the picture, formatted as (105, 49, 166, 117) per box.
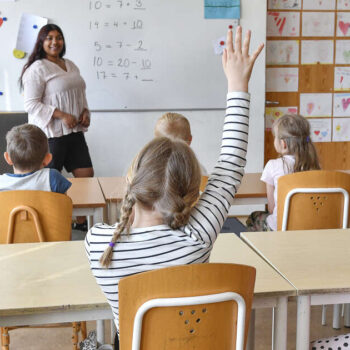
(246, 114, 320, 231)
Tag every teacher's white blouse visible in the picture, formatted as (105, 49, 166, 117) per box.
(23, 58, 88, 138)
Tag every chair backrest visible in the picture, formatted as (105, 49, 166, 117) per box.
(0, 190, 73, 243)
(119, 263, 256, 350)
(277, 170, 350, 231)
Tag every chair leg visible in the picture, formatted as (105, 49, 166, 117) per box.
(333, 304, 342, 329)
(0, 327, 9, 350)
(81, 322, 87, 340)
(321, 305, 327, 326)
(72, 322, 80, 350)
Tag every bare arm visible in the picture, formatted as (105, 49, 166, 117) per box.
(266, 183, 275, 214)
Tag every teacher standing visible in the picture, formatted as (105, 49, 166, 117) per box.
(20, 24, 94, 179)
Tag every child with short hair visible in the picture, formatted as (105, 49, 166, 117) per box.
(154, 112, 207, 174)
(0, 124, 71, 193)
(246, 114, 321, 231)
(85, 27, 264, 348)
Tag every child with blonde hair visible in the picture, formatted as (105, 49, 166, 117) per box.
(85, 27, 264, 348)
(154, 112, 207, 174)
(246, 114, 320, 231)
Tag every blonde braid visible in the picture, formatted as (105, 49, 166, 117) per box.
(99, 192, 135, 267)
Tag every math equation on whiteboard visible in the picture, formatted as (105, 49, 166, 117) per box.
(88, 0, 154, 83)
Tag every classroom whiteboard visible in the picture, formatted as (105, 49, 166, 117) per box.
(0, 0, 266, 111)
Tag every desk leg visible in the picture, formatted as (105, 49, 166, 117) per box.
(109, 202, 121, 225)
(96, 320, 105, 345)
(274, 296, 287, 350)
(246, 309, 255, 350)
(333, 304, 342, 329)
(296, 295, 310, 350)
(111, 320, 116, 345)
(87, 216, 93, 230)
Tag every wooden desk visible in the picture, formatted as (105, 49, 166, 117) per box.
(241, 229, 350, 350)
(211, 234, 296, 350)
(67, 177, 106, 228)
(98, 173, 267, 224)
(0, 241, 112, 341)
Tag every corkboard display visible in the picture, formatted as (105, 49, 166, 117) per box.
(265, 0, 350, 170)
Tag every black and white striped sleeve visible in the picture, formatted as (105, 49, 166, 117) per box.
(186, 91, 250, 245)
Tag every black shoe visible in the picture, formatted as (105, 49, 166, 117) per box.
(72, 221, 88, 231)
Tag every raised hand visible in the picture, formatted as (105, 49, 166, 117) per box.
(222, 26, 264, 93)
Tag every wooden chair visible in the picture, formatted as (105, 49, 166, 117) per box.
(277, 170, 350, 329)
(277, 170, 350, 231)
(119, 263, 256, 350)
(0, 190, 86, 350)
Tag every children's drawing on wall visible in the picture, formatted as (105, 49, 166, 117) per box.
(334, 67, 350, 91)
(213, 36, 226, 55)
(338, 0, 350, 10)
(265, 106, 298, 130)
(334, 93, 350, 117)
(300, 93, 332, 117)
(333, 118, 350, 141)
(268, 0, 301, 9)
(267, 12, 300, 36)
(266, 68, 299, 92)
(337, 12, 350, 37)
(308, 118, 332, 142)
(302, 0, 335, 10)
(204, 0, 240, 19)
(336, 40, 350, 64)
(301, 40, 334, 64)
(302, 12, 335, 37)
(266, 40, 299, 65)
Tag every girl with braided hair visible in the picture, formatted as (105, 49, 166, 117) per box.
(85, 27, 264, 346)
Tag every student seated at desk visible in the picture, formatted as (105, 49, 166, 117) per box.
(85, 27, 264, 349)
(154, 112, 207, 175)
(246, 114, 320, 231)
(0, 124, 71, 193)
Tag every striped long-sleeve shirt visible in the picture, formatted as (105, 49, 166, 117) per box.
(85, 91, 250, 327)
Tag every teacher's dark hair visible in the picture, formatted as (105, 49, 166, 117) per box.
(19, 24, 66, 90)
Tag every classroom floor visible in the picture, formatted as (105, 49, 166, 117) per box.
(7, 218, 349, 349)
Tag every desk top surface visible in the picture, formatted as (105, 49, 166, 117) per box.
(210, 234, 295, 297)
(242, 229, 350, 295)
(67, 177, 106, 208)
(0, 241, 107, 317)
(98, 173, 266, 202)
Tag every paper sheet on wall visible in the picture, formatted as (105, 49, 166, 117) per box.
(334, 67, 350, 91)
(204, 0, 240, 19)
(300, 93, 332, 117)
(301, 40, 334, 64)
(334, 93, 350, 117)
(267, 12, 300, 37)
(333, 118, 350, 141)
(268, 0, 301, 9)
(302, 0, 335, 10)
(308, 118, 332, 142)
(265, 106, 298, 130)
(336, 40, 350, 64)
(266, 68, 299, 92)
(266, 40, 299, 65)
(338, 0, 350, 10)
(16, 13, 48, 53)
(337, 13, 350, 37)
(302, 12, 335, 37)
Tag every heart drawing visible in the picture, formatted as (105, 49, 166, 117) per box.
(339, 21, 350, 36)
(314, 130, 320, 136)
(0, 18, 3, 27)
(321, 131, 328, 137)
(307, 103, 315, 115)
(342, 98, 350, 111)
